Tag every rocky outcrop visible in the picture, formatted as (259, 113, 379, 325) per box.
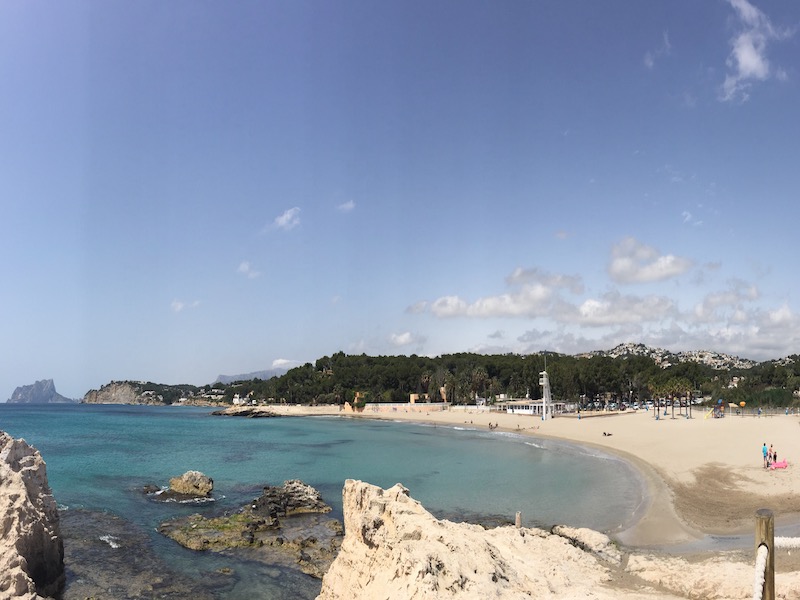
(82, 381, 200, 405)
(211, 406, 280, 418)
(82, 382, 144, 405)
(8, 380, 73, 404)
(252, 479, 332, 517)
(169, 471, 214, 497)
(317, 480, 629, 600)
(0, 432, 64, 599)
(318, 480, 800, 600)
(159, 480, 341, 579)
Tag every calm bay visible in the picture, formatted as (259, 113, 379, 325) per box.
(0, 404, 644, 599)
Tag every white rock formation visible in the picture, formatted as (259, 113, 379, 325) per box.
(0, 432, 64, 599)
(318, 480, 800, 600)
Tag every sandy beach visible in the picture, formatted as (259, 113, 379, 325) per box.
(255, 403, 800, 548)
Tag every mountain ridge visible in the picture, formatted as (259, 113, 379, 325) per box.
(214, 368, 288, 384)
(577, 342, 762, 370)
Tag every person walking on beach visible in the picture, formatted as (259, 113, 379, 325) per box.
(763, 443, 769, 468)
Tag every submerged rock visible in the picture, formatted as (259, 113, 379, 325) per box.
(158, 480, 341, 579)
(60, 509, 223, 599)
(0, 431, 65, 599)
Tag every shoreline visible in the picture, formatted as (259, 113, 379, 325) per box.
(242, 403, 800, 549)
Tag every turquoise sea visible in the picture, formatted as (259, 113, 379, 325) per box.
(0, 404, 645, 599)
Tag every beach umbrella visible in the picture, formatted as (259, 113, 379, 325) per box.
(740, 401, 746, 407)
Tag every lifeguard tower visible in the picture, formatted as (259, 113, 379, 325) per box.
(539, 370, 554, 420)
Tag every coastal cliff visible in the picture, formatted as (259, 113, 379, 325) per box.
(83, 382, 153, 404)
(82, 381, 205, 405)
(0, 432, 64, 599)
(318, 480, 800, 600)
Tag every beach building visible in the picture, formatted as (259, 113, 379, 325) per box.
(495, 371, 565, 417)
(498, 399, 566, 416)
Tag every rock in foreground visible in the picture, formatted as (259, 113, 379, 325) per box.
(318, 480, 625, 599)
(318, 480, 800, 600)
(0, 431, 64, 600)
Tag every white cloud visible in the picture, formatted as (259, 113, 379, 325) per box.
(273, 207, 301, 231)
(272, 358, 301, 369)
(575, 291, 677, 326)
(237, 261, 261, 279)
(682, 211, 703, 227)
(720, 0, 793, 102)
(406, 301, 428, 314)
(692, 280, 760, 322)
(643, 30, 671, 69)
(608, 237, 693, 284)
(429, 295, 470, 317)
(506, 267, 584, 294)
(171, 299, 200, 313)
(390, 331, 415, 346)
(767, 303, 793, 325)
(425, 286, 554, 319)
(416, 267, 582, 319)
(659, 164, 685, 184)
(337, 200, 356, 212)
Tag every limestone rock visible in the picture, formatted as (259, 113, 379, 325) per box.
(319, 480, 800, 599)
(551, 524, 622, 566)
(8, 380, 73, 404)
(317, 480, 620, 600)
(0, 431, 64, 599)
(169, 471, 213, 497)
(82, 382, 141, 405)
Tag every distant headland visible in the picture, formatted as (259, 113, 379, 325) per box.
(7, 379, 76, 404)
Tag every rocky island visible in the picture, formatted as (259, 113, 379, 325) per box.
(7, 380, 74, 404)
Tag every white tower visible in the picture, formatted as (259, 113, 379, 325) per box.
(539, 371, 553, 420)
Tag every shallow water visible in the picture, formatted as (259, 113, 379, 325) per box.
(0, 404, 646, 599)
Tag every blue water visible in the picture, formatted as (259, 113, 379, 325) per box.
(0, 404, 645, 598)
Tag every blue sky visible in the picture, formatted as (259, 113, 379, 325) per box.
(2, 1, 799, 399)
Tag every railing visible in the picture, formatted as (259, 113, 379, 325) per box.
(753, 509, 800, 600)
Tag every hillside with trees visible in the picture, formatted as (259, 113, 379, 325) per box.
(211, 349, 800, 409)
